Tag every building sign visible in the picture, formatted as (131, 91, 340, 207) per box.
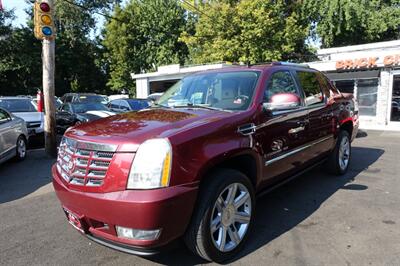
(336, 54, 400, 70)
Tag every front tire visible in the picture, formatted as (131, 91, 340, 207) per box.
(326, 130, 351, 175)
(184, 169, 255, 263)
(15, 135, 27, 161)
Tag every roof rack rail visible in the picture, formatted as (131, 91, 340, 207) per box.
(271, 61, 309, 68)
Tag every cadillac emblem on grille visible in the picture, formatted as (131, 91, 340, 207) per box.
(67, 160, 74, 171)
(56, 137, 117, 187)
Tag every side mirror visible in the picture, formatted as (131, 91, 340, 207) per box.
(263, 93, 301, 114)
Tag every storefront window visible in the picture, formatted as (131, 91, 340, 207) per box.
(357, 79, 378, 116)
(333, 78, 378, 117)
(334, 80, 354, 93)
(391, 75, 400, 122)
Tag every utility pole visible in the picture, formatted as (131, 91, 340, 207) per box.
(34, 0, 57, 157)
(43, 38, 57, 157)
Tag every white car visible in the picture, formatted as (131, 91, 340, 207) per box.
(0, 107, 28, 163)
(0, 97, 44, 136)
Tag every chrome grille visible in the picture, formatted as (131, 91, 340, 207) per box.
(56, 137, 116, 187)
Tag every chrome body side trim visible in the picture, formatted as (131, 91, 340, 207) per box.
(265, 135, 334, 166)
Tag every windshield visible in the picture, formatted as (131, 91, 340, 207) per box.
(127, 100, 150, 110)
(71, 103, 109, 113)
(0, 99, 37, 112)
(157, 71, 260, 111)
(78, 95, 105, 103)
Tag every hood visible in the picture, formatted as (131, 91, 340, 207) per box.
(13, 112, 43, 122)
(77, 111, 115, 121)
(65, 108, 233, 150)
(85, 110, 115, 117)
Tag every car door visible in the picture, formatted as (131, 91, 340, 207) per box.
(0, 109, 14, 157)
(56, 104, 74, 128)
(254, 70, 310, 187)
(294, 70, 335, 162)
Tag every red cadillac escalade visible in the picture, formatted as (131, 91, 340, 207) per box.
(53, 62, 359, 262)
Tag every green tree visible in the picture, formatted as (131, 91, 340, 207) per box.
(53, 0, 117, 95)
(103, 0, 189, 94)
(0, 0, 116, 96)
(0, 9, 42, 96)
(303, 0, 400, 48)
(181, 0, 311, 64)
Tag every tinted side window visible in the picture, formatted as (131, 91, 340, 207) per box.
(0, 109, 10, 124)
(264, 71, 300, 102)
(120, 100, 130, 110)
(61, 104, 71, 112)
(316, 73, 334, 98)
(110, 100, 118, 109)
(296, 71, 323, 106)
(65, 96, 73, 103)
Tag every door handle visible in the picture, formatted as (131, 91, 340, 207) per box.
(289, 126, 305, 134)
(321, 112, 334, 120)
(297, 119, 309, 127)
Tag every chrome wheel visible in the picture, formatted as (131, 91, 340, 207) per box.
(17, 138, 26, 158)
(210, 183, 251, 252)
(338, 136, 350, 170)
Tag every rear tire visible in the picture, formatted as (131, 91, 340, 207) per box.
(15, 135, 27, 161)
(184, 169, 255, 263)
(326, 130, 351, 175)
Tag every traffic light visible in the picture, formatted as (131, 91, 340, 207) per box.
(34, 0, 56, 40)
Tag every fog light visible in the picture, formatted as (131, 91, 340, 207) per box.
(116, 226, 161, 241)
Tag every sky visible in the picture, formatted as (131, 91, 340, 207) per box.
(2, 0, 30, 26)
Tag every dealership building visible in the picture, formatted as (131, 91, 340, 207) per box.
(132, 40, 400, 130)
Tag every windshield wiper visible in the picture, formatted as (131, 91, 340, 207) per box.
(173, 103, 229, 112)
(150, 102, 170, 109)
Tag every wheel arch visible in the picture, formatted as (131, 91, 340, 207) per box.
(197, 150, 261, 191)
(340, 119, 354, 137)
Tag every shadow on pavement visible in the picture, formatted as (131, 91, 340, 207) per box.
(145, 146, 384, 265)
(0, 149, 55, 204)
(356, 130, 368, 138)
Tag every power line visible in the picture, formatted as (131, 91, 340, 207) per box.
(180, 0, 213, 20)
(59, 0, 125, 23)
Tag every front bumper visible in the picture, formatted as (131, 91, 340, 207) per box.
(52, 165, 198, 253)
(27, 126, 44, 136)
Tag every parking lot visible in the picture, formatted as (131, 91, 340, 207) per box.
(1, 130, 399, 265)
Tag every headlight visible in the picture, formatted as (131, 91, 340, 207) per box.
(127, 138, 172, 189)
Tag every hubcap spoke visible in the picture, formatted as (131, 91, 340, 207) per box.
(216, 196, 225, 212)
(234, 192, 249, 209)
(218, 226, 227, 251)
(227, 226, 240, 245)
(225, 184, 237, 205)
(234, 211, 251, 224)
(211, 216, 221, 233)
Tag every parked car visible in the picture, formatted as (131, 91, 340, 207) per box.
(56, 102, 115, 133)
(31, 96, 63, 110)
(108, 94, 129, 101)
(108, 98, 150, 113)
(60, 93, 108, 105)
(0, 107, 28, 163)
(147, 92, 163, 103)
(52, 62, 359, 262)
(0, 97, 44, 136)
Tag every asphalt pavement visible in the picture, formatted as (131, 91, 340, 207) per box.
(1, 130, 400, 265)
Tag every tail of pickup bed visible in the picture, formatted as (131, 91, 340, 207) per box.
(334, 92, 359, 142)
